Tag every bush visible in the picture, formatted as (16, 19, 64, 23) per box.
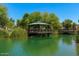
(10, 27, 27, 39)
(0, 29, 9, 38)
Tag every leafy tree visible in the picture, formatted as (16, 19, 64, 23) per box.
(72, 22, 77, 30)
(16, 13, 30, 29)
(29, 12, 42, 22)
(42, 12, 49, 22)
(23, 13, 29, 20)
(6, 19, 14, 28)
(10, 18, 15, 24)
(48, 13, 61, 30)
(16, 19, 20, 27)
(62, 19, 73, 30)
(0, 5, 9, 28)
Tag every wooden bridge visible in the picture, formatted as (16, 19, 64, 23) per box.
(59, 29, 77, 34)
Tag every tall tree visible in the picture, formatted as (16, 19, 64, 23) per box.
(72, 22, 77, 30)
(48, 13, 61, 30)
(17, 13, 30, 29)
(29, 12, 42, 22)
(0, 5, 9, 28)
(42, 12, 49, 22)
(6, 18, 14, 28)
(16, 19, 21, 27)
(62, 19, 73, 30)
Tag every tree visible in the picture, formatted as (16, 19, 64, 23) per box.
(16, 13, 30, 29)
(16, 19, 21, 27)
(29, 12, 42, 22)
(6, 18, 14, 28)
(72, 22, 77, 30)
(23, 13, 29, 20)
(62, 19, 73, 30)
(48, 13, 61, 30)
(42, 12, 49, 22)
(10, 18, 15, 24)
(0, 5, 9, 28)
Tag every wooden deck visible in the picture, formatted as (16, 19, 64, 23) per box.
(59, 29, 76, 34)
(28, 29, 52, 36)
(28, 30, 52, 34)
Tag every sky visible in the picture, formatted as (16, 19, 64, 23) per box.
(1, 3, 79, 23)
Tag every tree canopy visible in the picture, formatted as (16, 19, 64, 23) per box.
(0, 5, 78, 31)
(0, 5, 14, 29)
(62, 19, 73, 30)
(0, 5, 9, 28)
(17, 12, 61, 30)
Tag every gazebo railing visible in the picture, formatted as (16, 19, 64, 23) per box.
(28, 29, 52, 34)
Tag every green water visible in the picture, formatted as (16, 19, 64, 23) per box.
(0, 35, 79, 56)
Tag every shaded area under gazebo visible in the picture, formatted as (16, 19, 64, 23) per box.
(28, 21, 52, 36)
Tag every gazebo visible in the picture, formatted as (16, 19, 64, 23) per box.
(28, 21, 52, 36)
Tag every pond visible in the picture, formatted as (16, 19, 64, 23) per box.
(0, 35, 79, 56)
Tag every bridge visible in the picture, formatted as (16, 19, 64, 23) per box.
(59, 29, 77, 34)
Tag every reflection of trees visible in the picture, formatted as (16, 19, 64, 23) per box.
(75, 35, 79, 55)
(75, 35, 79, 43)
(62, 35, 74, 45)
(0, 39, 12, 56)
(76, 43, 79, 56)
(23, 35, 61, 56)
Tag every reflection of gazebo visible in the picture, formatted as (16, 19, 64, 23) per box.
(28, 21, 52, 36)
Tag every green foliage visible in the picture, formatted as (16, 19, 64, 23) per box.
(23, 13, 29, 20)
(48, 13, 61, 30)
(16, 13, 30, 29)
(42, 12, 49, 22)
(29, 12, 42, 22)
(0, 5, 9, 28)
(62, 19, 73, 30)
(6, 19, 14, 28)
(17, 12, 61, 30)
(0, 5, 7, 15)
(72, 22, 77, 30)
(0, 29, 9, 38)
(16, 19, 21, 27)
(10, 27, 27, 39)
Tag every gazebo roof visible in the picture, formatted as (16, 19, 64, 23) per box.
(28, 21, 49, 25)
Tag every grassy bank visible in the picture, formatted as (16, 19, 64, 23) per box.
(0, 27, 28, 39)
(0, 29, 9, 38)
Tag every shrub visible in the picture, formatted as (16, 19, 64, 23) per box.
(0, 29, 9, 38)
(10, 27, 27, 39)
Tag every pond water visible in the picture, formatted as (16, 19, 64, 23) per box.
(0, 35, 79, 56)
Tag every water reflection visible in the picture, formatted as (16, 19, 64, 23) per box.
(0, 39, 12, 56)
(8, 40, 26, 56)
(75, 35, 79, 55)
(61, 35, 74, 45)
(23, 35, 61, 56)
(0, 35, 78, 56)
